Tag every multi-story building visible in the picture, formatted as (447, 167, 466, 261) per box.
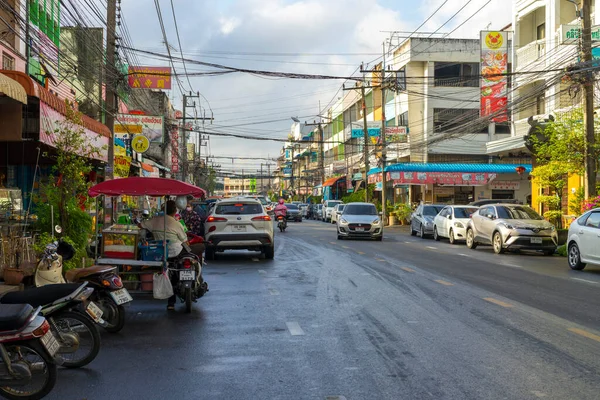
(223, 178, 255, 197)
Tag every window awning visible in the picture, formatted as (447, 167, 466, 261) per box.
(0, 73, 27, 104)
(322, 176, 344, 187)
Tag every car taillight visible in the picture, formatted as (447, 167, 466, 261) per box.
(252, 215, 271, 221)
(111, 275, 123, 288)
(277, 216, 284, 220)
(208, 226, 217, 233)
(183, 259, 192, 269)
(32, 320, 50, 338)
(207, 216, 228, 223)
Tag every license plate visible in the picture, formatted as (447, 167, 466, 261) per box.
(86, 301, 104, 323)
(179, 270, 195, 281)
(232, 225, 246, 232)
(530, 237, 543, 244)
(355, 227, 365, 232)
(41, 330, 60, 357)
(109, 288, 133, 305)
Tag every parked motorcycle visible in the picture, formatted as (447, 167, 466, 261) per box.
(34, 228, 132, 333)
(0, 304, 59, 400)
(169, 246, 208, 313)
(0, 283, 102, 369)
(277, 215, 287, 232)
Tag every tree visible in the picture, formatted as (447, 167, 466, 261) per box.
(531, 162, 570, 228)
(35, 101, 105, 269)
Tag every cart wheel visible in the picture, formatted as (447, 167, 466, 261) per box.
(185, 287, 192, 313)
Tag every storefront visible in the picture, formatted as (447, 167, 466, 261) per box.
(322, 176, 346, 201)
(368, 163, 532, 205)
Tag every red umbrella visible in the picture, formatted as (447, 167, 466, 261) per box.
(88, 177, 206, 198)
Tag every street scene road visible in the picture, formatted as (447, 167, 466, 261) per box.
(47, 221, 600, 400)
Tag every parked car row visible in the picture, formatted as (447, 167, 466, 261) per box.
(410, 203, 559, 256)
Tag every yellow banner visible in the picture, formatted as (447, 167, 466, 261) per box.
(114, 155, 132, 178)
(114, 124, 143, 134)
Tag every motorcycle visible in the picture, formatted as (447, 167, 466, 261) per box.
(0, 283, 102, 369)
(0, 304, 60, 400)
(34, 226, 132, 333)
(276, 214, 287, 232)
(169, 241, 208, 313)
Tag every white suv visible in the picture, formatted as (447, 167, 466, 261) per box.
(204, 197, 274, 260)
(322, 200, 343, 222)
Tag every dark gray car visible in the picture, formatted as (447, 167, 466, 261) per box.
(410, 204, 445, 238)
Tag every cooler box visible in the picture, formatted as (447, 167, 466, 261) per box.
(139, 240, 169, 261)
(102, 225, 140, 259)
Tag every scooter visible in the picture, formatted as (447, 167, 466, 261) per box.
(276, 215, 287, 232)
(0, 304, 60, 400)
(0, 283, 102, 369)
(169, 238, 208, 313)
(34, 226, 132, 333)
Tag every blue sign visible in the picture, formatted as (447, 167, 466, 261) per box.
(351, 127, 380, 138)
(283, 168, 292, 176)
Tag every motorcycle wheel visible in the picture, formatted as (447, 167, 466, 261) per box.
(185, 287, 192, 313)
(96, 297, 125, 333)
(52, 311, 100, 368)
(0, 340, 57, 400)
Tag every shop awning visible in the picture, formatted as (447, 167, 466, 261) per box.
(0, 73, 27, 104)
(322, 176, 345, 187)
(140, 162, 154, 172)
(384, 163, 532, 174)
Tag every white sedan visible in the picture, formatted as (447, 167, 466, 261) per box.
(567, 209, 600, 270)
(331, 204, 346, 224)
(433, 205, 479, 244)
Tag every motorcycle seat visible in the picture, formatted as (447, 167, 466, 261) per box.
(1, 284, 83, 307)
(0, 304, 34, 331)
(65, 265, 116, 283)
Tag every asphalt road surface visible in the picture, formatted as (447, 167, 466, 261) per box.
(47, 220, 600, 400)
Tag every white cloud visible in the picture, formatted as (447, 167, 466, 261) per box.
(219, 17, 241, 35)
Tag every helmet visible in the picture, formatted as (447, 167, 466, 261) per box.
(175, 195, 188, 210)
(278, 198, 285, 205)
(142, 209, 150, 216)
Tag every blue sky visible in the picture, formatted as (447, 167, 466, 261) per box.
(119, 0, 512, 171)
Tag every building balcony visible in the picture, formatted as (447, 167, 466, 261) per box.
(516, 39, 546, 70)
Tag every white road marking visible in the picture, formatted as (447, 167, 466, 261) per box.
(426, 246, 437, 250)
(505, 264, 523, 269)
(571, 277, 598, 284)
(257, 269, 267, 275)
(532, 391, 547, 398)
(407, 321, 419, 324)
(458, 253, 469, 257)
(404, 241, 411, 244)
(251, 257, 259, 262)
(269, 288, 280, 295)
(286, 321, 305, 336)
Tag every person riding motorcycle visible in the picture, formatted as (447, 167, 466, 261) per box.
(274, 198, 288, 219)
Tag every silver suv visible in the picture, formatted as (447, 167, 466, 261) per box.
(204, 197, 275, 260)
(466, 204, 557, 255)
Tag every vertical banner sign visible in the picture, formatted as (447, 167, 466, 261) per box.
(480, 31, 508, 123)
(171, 124, 180, 173)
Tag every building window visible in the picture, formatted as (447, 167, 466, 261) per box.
(433, 108, 479, 133)
(536, 94, 546, 115)
(2, 53, 15, 70)
(395, 68, 406, 91)
(398, 111, 408, 126)
(434, 62, 479, 87)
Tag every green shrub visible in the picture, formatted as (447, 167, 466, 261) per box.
(557, 244, 567, 257)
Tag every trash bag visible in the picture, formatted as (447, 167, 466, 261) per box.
(153, 271, 173, 299)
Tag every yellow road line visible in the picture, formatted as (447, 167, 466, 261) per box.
(375, 258, 386, 262)
(329, 242, 336, 245)
(342, 246, 350, 249)
(435, 279, 454, 286)
(357, 251, 366, 255)
(401, 267, 415, 273)
(568, 327, 600, 343)
(483, 297, 514, 308)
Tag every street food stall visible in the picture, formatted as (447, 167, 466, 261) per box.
(88, 177, 206, 294)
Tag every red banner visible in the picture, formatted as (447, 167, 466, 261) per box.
(128, 66, 172, 89)
(480, 31, 508, 123)
(388, 171, 496, 186)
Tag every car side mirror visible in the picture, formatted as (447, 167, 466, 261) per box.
(378, 212, 383, 216)
(447, 215, 452, 220)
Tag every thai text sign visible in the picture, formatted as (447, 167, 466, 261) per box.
(128, 66, 172, 89)
(351, 127, 380, 138)
(115, 114, 164, 143)
(480, 31, 508, 123)
(385, 126, 408, 143)
(388, 171, 497, 186)
(114, 155, 132, 178)
(170, 124, 180, 173)
(559, 24, 600, 44)
(489, 180, 520, 190)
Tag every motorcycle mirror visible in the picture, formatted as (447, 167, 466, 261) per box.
(54, 225, 63, 234)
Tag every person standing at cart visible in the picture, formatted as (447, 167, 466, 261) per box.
(180, 195, 204, 236)
(138, 200, 204, 310)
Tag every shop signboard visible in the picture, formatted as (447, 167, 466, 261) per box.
(559, 24, 600, 44)
(489, 180, 520, 190)
(480, 31, 508, 123)
(128, 66, 172, 89)
(351, 127, 380, 138)
(388, 171, 497, 186)
(115, 114, 164, 144)
(170, 124, 180, 173)
(283, 168, 292, 176)
(385, 126, 408, 143)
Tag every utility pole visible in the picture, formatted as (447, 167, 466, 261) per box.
(380, 42, 388, 224)
(582, 0, 597, 197)
(303, 121, 326, 186)
(105, 0, 117, 180)
(361, 85, 370, 203)
(181, 92, 199, 183)
(290, 141, 296, 199)
(260, 164, 264, 194)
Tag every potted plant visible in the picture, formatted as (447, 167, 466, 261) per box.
(394, 203, 413, 225)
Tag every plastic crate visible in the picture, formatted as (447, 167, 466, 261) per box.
(139, 241, 168, 261)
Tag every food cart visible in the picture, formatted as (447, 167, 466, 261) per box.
(87, 177, 206, 294)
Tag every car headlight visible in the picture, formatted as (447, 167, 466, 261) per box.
(372, 219, 381, 225)
(500, 222, 514, 230)
(550, 225, 556, 231)
(425, 220, 433, 227)
(454, 222, 464, 228)
(340, 218, 348, 224)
